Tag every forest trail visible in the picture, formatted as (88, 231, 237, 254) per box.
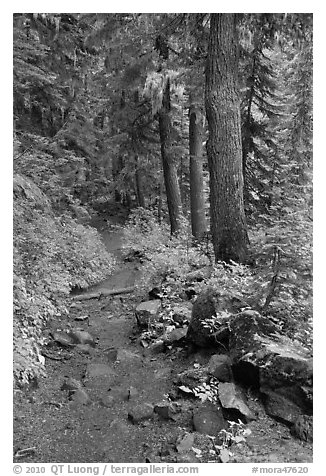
(14, 217, 189, 463)
(13, 217, 313, 464)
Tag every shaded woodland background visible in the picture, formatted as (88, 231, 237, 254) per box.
(13, 13, 312, 386)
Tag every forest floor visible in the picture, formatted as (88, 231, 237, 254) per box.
(13, 215, 313, 464)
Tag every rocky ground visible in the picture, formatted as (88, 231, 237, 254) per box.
(13, 217, 313, 464)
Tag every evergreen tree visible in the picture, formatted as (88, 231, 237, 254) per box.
(205, 13, 249, 263)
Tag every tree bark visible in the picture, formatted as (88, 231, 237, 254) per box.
(135, 155, 146, 208)
(158, 77, 183, 234)
(205, 13, 249, 263)
(72, 286, 135, 301)
(189, 92, 207, 239)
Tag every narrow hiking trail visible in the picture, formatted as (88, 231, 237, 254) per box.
(13, 217, 313, 464)
(13, 216, 193, 463)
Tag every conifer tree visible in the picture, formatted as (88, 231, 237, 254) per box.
(205, 13, 249, 263)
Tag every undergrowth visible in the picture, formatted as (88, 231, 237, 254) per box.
(122, 207, 312, 349)
(13, 174, 116, 386)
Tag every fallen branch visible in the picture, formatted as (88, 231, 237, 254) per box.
(71, 286, 135, 301)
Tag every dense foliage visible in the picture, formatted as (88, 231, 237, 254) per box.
(13, 174, 116, 384)
(13, 13, 313, 383)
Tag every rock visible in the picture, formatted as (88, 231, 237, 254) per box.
(135, 300, 161, 328)
(218, 382, 256, 422)
(61, 377, 83, 392)
(69, 330, 95, 346)
(290, 415, 313, 442)
(176, 432, 195, 452)
(186, 287, 234, 348)
(154, 402, 176, 420)
(192, 402, 226, 438)
(171, 304, 192, 325)
(263, 390, 304, 425)
(207, 354, 233, 382)
(128, 403, 154, 423)
(86, 363, 117, 379)
(149, 340, 165, 354)
(162, 327, 188, 345)
(229, 312, 313, 417)
(70, 388, 91, 405)
(52, 331, 75, 347)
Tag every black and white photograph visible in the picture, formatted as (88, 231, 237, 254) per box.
(12, 8, 314, 470)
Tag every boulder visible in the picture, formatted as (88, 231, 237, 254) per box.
(229, 312, 313, 419)
(218, 382, 256, 422)
(192, 402, 226, 438)
(207, 354, 233, 382)
(186, 287, 235, 348)
(135, 300, 161, 328)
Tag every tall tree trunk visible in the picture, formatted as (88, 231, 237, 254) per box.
(205, 13, 249, 263)
(157, 174, 164, 224)
(135, 155, 146, 208)
(112, 155, 123, 203)
(158, 78, 183, 234)
(189, 91, 207, 239)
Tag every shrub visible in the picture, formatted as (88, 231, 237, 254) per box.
(122, 208, 210, 294)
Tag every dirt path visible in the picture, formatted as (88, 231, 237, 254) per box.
(13, 219, 313, 464)
(14, 218, 187, 463)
